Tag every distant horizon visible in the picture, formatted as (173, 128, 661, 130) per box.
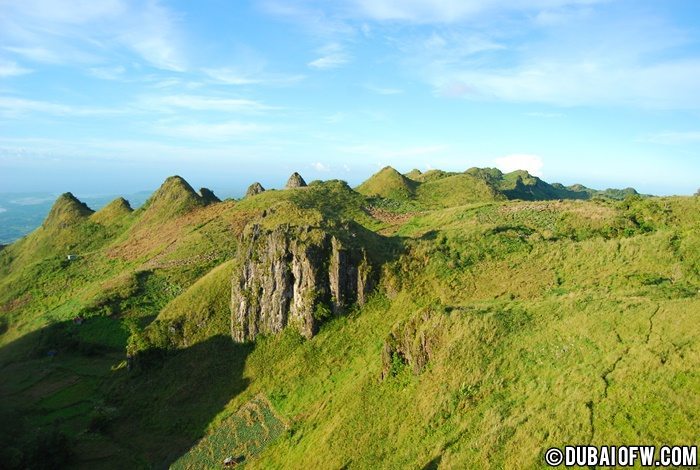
(2, 1, 700, 198)
(0, 163, 697, 200)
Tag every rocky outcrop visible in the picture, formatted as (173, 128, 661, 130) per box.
(381, 310, 445, 380)
(199, 187, 220, 204)
(245, 182, 265, 197)
(285, 172, 307, 189)
(231, 220, 375, 342)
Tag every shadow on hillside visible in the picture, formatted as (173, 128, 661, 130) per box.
(0, 320, 253, 469)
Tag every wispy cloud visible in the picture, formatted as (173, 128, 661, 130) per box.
(88, 66, 126, 80)
(308, 43, 350, 69)
(395, 8, 700, 109)
(311, 161, 331, 171)
(0, 96, 123, 117)
(641, 131, 700, 145)
(339, 143, 448, 159)
(351, 0, 609, 23)
(138, 94, 278, 113)
(364, 83, 403, 95)
(152, 120, 270, 140)
(260, 0, 355, 37)
(0, 59, 32, 77)
(495, 155, 544, 177)
(4, 46, 64, 64)
(526, 111, 564, 118)
(204, 67, 305, 86)
(1, 0, 186, 71)
(325, 112, 346, 123)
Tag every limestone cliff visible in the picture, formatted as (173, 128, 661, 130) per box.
(231, 218, 375, 342)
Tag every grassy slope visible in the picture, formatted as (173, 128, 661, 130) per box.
(1, 173, 699, 468)
(210, 196, 698, 468)
(356, 166, 417, 200)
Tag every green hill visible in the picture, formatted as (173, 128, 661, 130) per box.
(1, 168, 698, 468)
(136, 175, 208, 223)
(42, 192, 95, 229)
(91, 197, 133, 225)
(356, 166, 417, 199)
(415, 173, 503, 208)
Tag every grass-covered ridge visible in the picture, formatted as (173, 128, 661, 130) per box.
(0, 169, 698, 468)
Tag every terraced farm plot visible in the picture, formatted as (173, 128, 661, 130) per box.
(172, 395, 286, 469)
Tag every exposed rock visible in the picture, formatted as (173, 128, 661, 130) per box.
(285, 172, 307, 189)
(381, 310, 445, 380)
(199, 187, 220, 204)
(245, 182, 265, 197)
(231, 217, 375, 342)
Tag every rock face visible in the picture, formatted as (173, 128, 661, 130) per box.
(381, 310, 445, 380)
(231, 222, 374, 342)
(285, 172, 307, 189)
(199, 187, 220, 204)
(245, 182, 265, 197)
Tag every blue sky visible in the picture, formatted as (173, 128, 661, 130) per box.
(1, 0, 699, 196)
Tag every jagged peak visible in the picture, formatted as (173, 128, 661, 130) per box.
(378, 166, 401, 176)
(506, 169, 540, 183)
(42, 192, 94, 228)
(199, 187, 220, 204)
(91, 197, 133, 224)
(245, 182, 266, 197)
(286, 172, 307, 189)
(405, 168, 422, 180)
(139, 175, 206, 220)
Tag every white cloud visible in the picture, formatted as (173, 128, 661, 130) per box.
(398, 9, 700, 110)
(525, 111, 564, 118)
(351, 0, 608, 23)
(495, 155, 544, 177)
(4, 46, 63, 64)
(88, 65, 126, 80)
(203, 67, 305, 86)
(308, 43, 349, 69)
(0, 96, 122, 117)
(139, 94, 278, 113)
(364, 84, 403, 95)
(642, 131, 700, 145)
(260, 0, 355, 37)
(325, 112, 346, 123)
(152, 120, 270, 140)
(117, 1, 185, 71)
(339, 143, 448, 159)
(311, 161, 331, 171)
(429, 59, 700, 108)
(0, 59, 32, 77)
(0, 0, 186, 71)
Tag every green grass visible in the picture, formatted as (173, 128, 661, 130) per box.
(0, 172, 698, 468)
(172, 395, 286, 469)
